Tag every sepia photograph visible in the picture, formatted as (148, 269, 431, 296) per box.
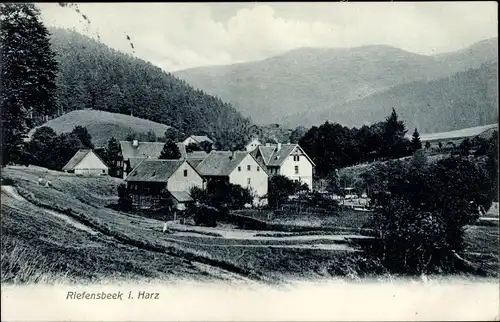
(1, 2, 498, 321)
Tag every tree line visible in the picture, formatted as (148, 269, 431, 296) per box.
(298, 108, 422, 177)
(1, 3, 255, 167)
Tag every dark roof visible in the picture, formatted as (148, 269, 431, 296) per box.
(195, 151, 249, 176)
(186, 151, 208, 159)
(125, 159, 184, 182)
(62, 149, 108, 171)
(169, 191, 193, 203)
(120, 141, 186, 160)
(187, 158, 206, 169)
(128, 157, 147, 170)
(251, 144, 315, 167)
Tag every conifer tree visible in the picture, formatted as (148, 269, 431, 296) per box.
(159, 139, 181, 159)
(1, 3, 58, 165)
(411, 128, 422, 152)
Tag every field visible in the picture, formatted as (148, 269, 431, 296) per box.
(27, 110, 171, 147)
(1, 165, 498, 285)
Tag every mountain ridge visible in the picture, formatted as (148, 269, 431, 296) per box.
(173, 37, 498, 130)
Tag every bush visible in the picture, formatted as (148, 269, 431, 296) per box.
(191, 182, 253, 210)
(367, 154, 494, 274)
(191, 204, 219, 227)
(1, 176, 15, 186)
(117, 183, 132, 211)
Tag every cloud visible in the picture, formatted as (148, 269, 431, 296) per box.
(37, 2, 497, 72)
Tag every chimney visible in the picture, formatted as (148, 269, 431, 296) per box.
(266, 143, 271, 147)
(132, 140, 139, 148)
(277, 143, 282, 151)
(229, 151, 235, 160)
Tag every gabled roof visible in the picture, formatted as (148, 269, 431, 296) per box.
(128, 157, 147, 170)
(187, 135, 213, 144)
(184, 151, 208, 169)
(169, 191, 193, 203)
(62, 149, 108, 171)
(125, 159, 185, 182)
(187, 158, 205, 169)
(120, 141, 186, 160)
(251, 144, 316, 167)
(186, 151, 208, 159)
(195, 151, 249, 176)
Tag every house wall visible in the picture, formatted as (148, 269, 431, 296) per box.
(73, 152, 108, 176)
(279, 149, 313, 190)
(229, 154, 268, 197)
(167, 162, 204, 192)
(245, 139, 261, 152)
(183, 137, 198, 146)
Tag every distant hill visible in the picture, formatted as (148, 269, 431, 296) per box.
(285, 62, 498, 133)
(174, 38, 498, 129)
(48, 28, 253, 150)
(28, 110, 170, 147)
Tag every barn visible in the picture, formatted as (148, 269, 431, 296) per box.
(62, 149, 109, 176)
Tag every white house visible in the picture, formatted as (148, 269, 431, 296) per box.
(195, 151, 269, 200)
(251, 143, 314, 190)
(245, 138, 262, 152)
(62, 149, 109, 176)
(182, 135, 214, 146)
(125, 159, 204, 210)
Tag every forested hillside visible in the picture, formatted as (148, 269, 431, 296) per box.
(49, 28, 252, 150)
(174, 38, 498, 126)
(291, 62, 498, 133)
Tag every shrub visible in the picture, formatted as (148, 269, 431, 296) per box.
(191, 182, 253, 210)
(367, 154, 494, 274)
(1, 176, 15, 186)
(191, 204, 219, 227)
(117, 183, 132, 211)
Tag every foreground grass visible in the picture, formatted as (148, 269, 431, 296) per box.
(2, 166, 498, 283)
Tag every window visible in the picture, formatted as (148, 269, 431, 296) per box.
(293, 155, 300, 161)
(247, 165, 251, 171)
(238, 166, 241, 172)
(247, 178, 251, 185)
(295, 166, 299, 174)
(257, 166, 260, 172)
(183, 169, 188, 177)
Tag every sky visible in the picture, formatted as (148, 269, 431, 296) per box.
(37, 2, 498, 72)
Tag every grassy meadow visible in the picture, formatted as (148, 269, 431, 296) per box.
(1, 165, 498, 285)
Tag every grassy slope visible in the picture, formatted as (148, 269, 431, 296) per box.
(2, 166, 382, 283)
(28, 110, 171, 147)
(2, 166, 497, 283)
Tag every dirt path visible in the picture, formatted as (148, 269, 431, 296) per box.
(2, 185, 98, 235)
(168, 222, 370, 242)
(161, 233, 357, 251)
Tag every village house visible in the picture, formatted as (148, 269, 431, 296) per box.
(119, 140, 188, 179)
(62, 149, 109, 176)
(182, 135, 214, 146)
(251, 143, 314, 190)
(125, 159, 204, 211)
(245, 138, 262, 152)
(195, 150, 269, 202)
